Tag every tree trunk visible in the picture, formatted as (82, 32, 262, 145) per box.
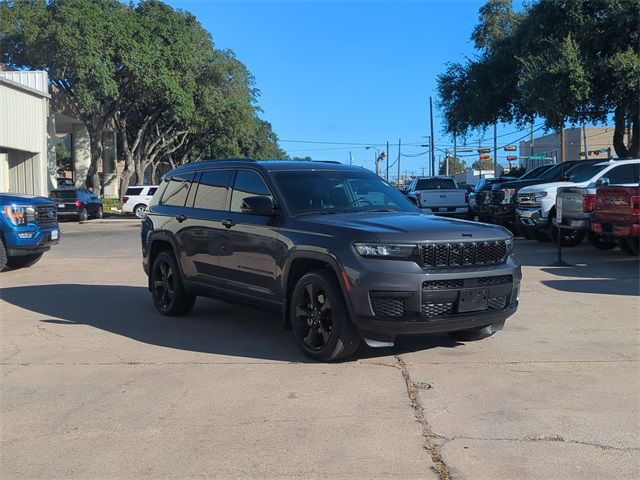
(613, 105, 640, 159)
(86, 127, 104, 194)
(134, 160, 145, 185)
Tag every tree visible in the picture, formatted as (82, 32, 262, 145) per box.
(438, 156, 467, 175)
(437, 0, 640, 159)
(472, 157, 494, 170)
(1, 0, 135, 192)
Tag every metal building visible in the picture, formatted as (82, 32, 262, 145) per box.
(0, 70, 55, 196)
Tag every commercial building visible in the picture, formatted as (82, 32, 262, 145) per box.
(0, 68, 118, 197)
(519, 127, 617, 169)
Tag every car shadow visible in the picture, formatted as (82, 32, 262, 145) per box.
(0, 284, 461, 363)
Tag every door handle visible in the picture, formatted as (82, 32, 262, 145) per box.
(175, 214, 188, 223)
(222, 219, 236, 229)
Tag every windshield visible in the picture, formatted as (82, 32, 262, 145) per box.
(567, 164, 608, 183)
(415, 178, 456, 190)
(520, 165, 551, 179)
(272, 170, 418, 215)
(50, 190, 78, 199)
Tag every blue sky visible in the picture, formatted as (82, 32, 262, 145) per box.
(166, 0, 530, 176)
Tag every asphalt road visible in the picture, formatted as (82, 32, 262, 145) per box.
(1, 220, 638, 479)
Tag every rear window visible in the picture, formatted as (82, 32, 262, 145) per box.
(50, 190, 78, 199)
(148, 187, 157, 196)
(193, 170, 233, 210)
(415, 178, 456, 190)
(125, 187, 143, 196)
(161, 175, 193, 207)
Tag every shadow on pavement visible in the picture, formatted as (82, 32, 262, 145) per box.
(0, 284, 461, 362)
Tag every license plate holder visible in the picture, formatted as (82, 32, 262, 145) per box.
(58, 204, 65, 209)
(50, 230, 59, 240)
(458, 288, 488, 313)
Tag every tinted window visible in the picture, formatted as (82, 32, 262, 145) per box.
(50, 190, 78, 199)
(161, 174, 192, 207)
(194, 170, 233, 210)
(125, 187, 143, 196)
(567, 164, 608, 182)
(604, 164, 639, 185)
(415, 178, 456, 190)
(148, 187, 157, 196)
(231, 170, 273, 213)
(272, 170, 417, 215)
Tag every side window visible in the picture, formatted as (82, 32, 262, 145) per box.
(149, 181, 168, 207)
(194, 170, 234, 211)
(230, 170, 273, 213)
(147, 187, 157, 196)
(126, 187, 143, 196)
(161, 173, 193, 207)
(605, 164, 639, 185)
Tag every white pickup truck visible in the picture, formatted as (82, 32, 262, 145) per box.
(406, 176, 469, 217)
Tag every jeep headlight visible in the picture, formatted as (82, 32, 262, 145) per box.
(2, 205, 35, 226)
(505, 237, 514, 256)
(354, 243, 416, 258)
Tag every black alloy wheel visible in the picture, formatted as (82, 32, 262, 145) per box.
(588, 232, 617, 250)
(291, 270, 361, 362)
(151, 251, 195, 316)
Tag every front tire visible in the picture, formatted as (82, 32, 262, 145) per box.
(6, 253, 43, 269)
(0, 240, 7, 272)
(290, 270, 361, 362)
(151, 251, 195, 316)
(134, 204, 146, 219)
(95, 206, 104, 219)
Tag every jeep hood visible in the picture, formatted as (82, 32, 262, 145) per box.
(301, 212, 511, 243)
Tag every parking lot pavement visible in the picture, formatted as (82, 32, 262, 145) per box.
(1, 220, 638, 479)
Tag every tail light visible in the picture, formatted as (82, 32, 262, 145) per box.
(123, 196, 129, 203)
(75, 199, 82, 207)
(592, 223, 603, 234)
(631, 196, 640, 213)
(582, 193, 596, 213)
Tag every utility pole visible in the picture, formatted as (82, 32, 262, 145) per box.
(582, 123, 589, 160)
(530, 123, 534, 156)
(453, 134, 457, 161)
(493, 123, 498, 177)
(349, 151, 352, 166)
(559, 126, 565, 162)
(429, 97, 436, 176)
(386, 141, 389, 181)
(397, 138, 401, 187)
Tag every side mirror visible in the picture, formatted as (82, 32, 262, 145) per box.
(596, 177, 610, 187)
(241, 195, 278, 216)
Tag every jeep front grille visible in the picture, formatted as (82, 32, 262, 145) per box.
(420, 241, 508, 268)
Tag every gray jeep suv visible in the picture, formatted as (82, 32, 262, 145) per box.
(141, 160, 521, 361)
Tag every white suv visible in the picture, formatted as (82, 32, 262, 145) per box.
(122, 185, 158, 218)
(516, 159, 640, 235)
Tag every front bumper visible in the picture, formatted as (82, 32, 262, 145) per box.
(490, 203, 516, 221)
(344, 255, 521, 338)
(4, 225, 60, 256)
(516, 207, 548, 229)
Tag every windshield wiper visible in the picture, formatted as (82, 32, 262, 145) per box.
(359, 208, 401, 213)
(295, 210, 337, 217)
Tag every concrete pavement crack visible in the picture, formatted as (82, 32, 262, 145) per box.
(444, 434, 638, 452)
(395, 354, 450, 480)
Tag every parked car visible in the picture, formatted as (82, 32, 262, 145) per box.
(470, 177, 517, 222)
(50, 188, 103, 221)
(592, 184, 640, 256)
(141, 160, 521, 361)
(555, 185, 617, 250)
(516, 159, 640, 246)
(489, 160, 600, 231)
(56, 177, 75, 189)
(0, 193, 60, 271)
(122, 185, 158, 219)
(405, 176, 468, 217)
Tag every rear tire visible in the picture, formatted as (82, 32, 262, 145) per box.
(6, 253, 43, 269)
(619, 237, 639, 256)
(95, 206, 104, 219)
(290, 269, 361, 362)
(533, 228, 551, 243)
(151, 251, 196, 316)
(588, 232, 617, 250)
(78, 207, 88, 222)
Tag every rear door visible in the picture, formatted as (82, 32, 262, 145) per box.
(179, 170, 235, 287)
(217, 169, 283, 304)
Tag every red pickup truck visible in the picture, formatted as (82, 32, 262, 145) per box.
(592, 185, 640, 256)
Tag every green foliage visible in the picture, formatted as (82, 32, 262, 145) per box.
(101, 197, 122, 210)
(472, 157, 494, 170)
(55, 137, 72, 173)
(437, 0, 640, 158)
(438, 156, 467, 175)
